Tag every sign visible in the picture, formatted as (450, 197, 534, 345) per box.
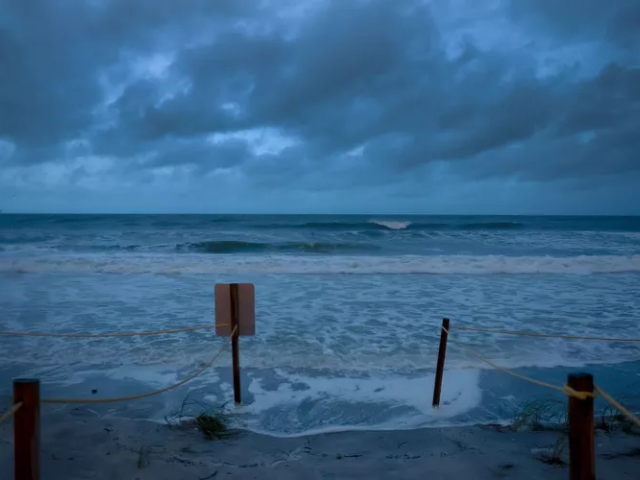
(215, 283, 255, 336)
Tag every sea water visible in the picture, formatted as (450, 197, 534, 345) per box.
(1, 214, 639, 434)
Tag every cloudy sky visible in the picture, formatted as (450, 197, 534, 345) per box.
(0, 0, 639, 214)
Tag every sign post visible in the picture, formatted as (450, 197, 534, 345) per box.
(432, 318, 450, 408)
(230, 284, 241, 404)
(215, 283, 255, 405)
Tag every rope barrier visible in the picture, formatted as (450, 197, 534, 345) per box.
(594, 385, 640, 429)
(442, 325, 640, 426)
(441, 326, 596, 400)
(0, 323, 230, 338)
(41, 326, 237, 404)
(0, 401, 23, 426)
(450, 325, 640, 342)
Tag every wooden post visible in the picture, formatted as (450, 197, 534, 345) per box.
(230, 283, 241, 404)
(432, 318, 450, 408)
(13, 379, 40, 480)
(568, 373, 595, 480)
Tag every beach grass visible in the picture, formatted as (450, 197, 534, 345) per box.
(194, 411, 232, 440)
(511, 398, 567, 432)
(137, 446, 150, 469)
(595, 387, 640, 435)
(509, 390, 640, 467)
(539, 435, 568, 466)
(165, 391, 236, 441)
(512, 392, 639, 435)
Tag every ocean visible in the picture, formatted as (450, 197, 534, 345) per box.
(1, 214, 640, 435)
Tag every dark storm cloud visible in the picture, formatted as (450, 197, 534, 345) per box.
(1, 0, 639, 195)
(0, 0, 263, 148)
(508, 0, 640, 49)
(152, 137, 253, 172)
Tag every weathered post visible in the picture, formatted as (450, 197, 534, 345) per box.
(568, 373, 595, 480)
(230, 283, 241, 404)
(432, 318, 450, 408)
(14, 379, 40, 480)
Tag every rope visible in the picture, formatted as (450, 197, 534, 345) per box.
(594, 385, 640, 429)
(0, 402, 23, 426)
(450, 326, 640, 342)
(42, 326, 237, 404)
(0, 323, 230, 338)
(443, 326, 640, 428)
(441, 326, 596, 400)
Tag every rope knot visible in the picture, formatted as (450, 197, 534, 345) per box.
(563, 385, 596, 400)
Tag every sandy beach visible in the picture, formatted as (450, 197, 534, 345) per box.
(0, 405, 638, 479)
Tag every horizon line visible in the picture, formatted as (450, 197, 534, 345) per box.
(1, 212, 639, 218)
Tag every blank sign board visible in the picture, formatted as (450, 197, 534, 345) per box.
(215, 283, 255, 336)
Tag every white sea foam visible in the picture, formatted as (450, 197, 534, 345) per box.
(215, 369, 483, 435)
(369, 219, 412, 230)
(2, 253, 640, 275)
(247, 369, 480, 416)
(3, 267, 639, 372)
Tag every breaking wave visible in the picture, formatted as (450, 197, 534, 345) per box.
(179, 240, 381, 254)
(2, 254, 639, 275)
(254, 219, 525, 232)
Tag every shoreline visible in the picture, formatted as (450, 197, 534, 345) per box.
(1, 405, 638, 479)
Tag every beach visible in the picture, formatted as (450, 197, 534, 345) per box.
(1, 405, 638, 479)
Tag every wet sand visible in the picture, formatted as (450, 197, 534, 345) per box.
(1, 405, 638, 479)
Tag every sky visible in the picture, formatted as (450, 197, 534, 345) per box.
(0, 0, 639, 215)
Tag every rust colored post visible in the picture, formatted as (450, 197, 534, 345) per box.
(568, 373, 595, 480)
(432, 318, 450, 408)
(13, 379, 40, 480)
(230, 283, 241, 404)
